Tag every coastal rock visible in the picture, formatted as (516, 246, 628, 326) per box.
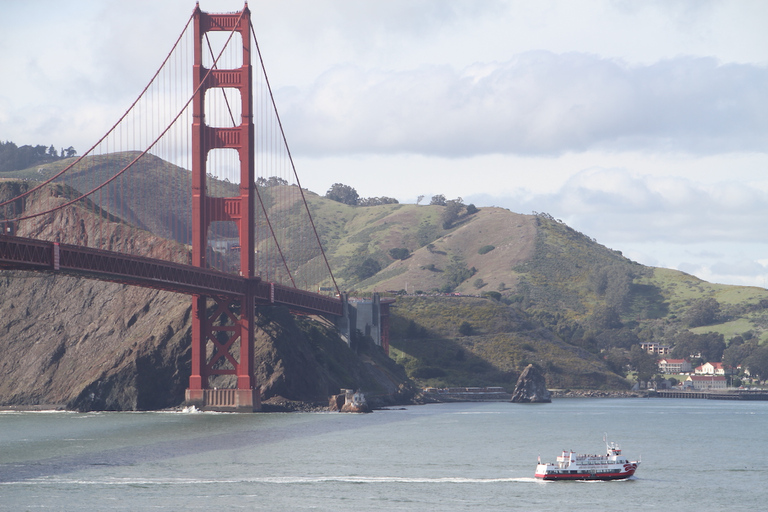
(511, 364, 552, 403)
(329, 393, 345, 411)
(336, 389, 371, 413)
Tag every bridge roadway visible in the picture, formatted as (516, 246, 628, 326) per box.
(0, 234, 342, 317)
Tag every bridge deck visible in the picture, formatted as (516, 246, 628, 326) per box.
(0, 235, 342, 316)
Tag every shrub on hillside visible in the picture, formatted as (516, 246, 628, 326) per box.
(458, 321, 473, 336)
(478, 245, 495, 255)
(355, 258, 381, 280)
(389, 248, 410, 260)
(481, 291, 501, 301)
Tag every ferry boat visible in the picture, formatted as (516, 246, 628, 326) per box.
(534, 436, 640, 481)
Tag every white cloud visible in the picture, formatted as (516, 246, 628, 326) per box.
(711, 259, 768, 277)
(2, 0, 767, 291)
(280, 53, 768, 157)
(497, 167, 768, 244)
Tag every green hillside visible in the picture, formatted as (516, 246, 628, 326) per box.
(7, 153, 768, 391)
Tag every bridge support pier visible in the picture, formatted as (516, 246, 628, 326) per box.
(185, 293, 260, 412)
(185, 388, 260, 413)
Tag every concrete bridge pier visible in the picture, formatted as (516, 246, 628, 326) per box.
(185, 388, 260, 413)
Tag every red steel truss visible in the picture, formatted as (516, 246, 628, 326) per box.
(0, 235, 343, 316)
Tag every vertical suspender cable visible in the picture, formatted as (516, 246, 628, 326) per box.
(250, 20, 341, 296)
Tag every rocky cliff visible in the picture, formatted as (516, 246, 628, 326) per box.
(0, 271, 191, 410)
(0, 269, 415, 411)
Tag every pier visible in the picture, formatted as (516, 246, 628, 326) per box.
(653, 390, 768, 400)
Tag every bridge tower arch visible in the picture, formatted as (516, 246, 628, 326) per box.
(185, 4, 258, 411)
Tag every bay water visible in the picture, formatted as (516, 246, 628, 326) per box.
(1, 398, 767, 511)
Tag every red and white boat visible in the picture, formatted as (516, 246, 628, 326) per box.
(535, 436, 640, 481)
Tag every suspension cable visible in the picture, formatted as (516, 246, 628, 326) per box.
(0, 8, 197, 211)
(8, 8, 246, 224)
(249, 19, 341, 298)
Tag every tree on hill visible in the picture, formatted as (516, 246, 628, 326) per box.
(670, 331, 725, 363)
(355, 257, 381, 281)
(441, 198, 464, 229)
(630, 345, 658, 382)
(429, 194, 446, 206)
(257, 176, 289, 187)
(683, 298, 721, 327)
(325, 183, 359, 205)
(358, 196, 399, 206)
(588, 305, 623, 330)
(324, 183, 399, 207)
(0, 140, 76, 173)
(603, 348, 631, 376)
(590, 264, 635, 313)
(441, 257, 475, 292)
(723, 339, 757, 370)
(746, 346, 768, 382)
(595, 328, 640, 351)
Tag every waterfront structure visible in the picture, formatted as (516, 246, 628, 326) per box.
(345, 294, 394, 354)
(684, 375, 727, 390)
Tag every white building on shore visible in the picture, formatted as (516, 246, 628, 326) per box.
(684, 375, 727, 390)
(658, 358, 692, 374)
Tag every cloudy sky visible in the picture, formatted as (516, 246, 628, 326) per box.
(1, 0, 767, 287)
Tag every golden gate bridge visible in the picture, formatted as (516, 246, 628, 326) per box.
(0, 3, 351, 412)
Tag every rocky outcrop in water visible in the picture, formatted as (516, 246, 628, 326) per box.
(330, 389, 371, 413)
(511, 364, 552, 403)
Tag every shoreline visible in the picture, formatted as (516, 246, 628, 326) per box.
(550, 390, 649, 399)
(0, 404, 68, 412)
(0, 390, 661, 413)
(0, 391, 646, 413)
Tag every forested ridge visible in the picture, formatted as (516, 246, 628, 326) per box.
(0, 140, 77, 173)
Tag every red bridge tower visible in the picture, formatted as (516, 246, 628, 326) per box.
(185, 4, 258, 411)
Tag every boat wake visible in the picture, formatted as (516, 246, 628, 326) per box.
(8, 475, 538, 486)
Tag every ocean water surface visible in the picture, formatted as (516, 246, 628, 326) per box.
(1, 398, 766, 511)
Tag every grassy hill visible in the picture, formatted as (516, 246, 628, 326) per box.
(5, 153, 768, 393)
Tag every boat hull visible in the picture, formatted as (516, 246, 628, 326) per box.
(535, 469, 637, 481)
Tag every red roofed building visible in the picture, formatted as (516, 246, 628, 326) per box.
(658, 359, 692, 374)
(694, 362, 733, 376)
